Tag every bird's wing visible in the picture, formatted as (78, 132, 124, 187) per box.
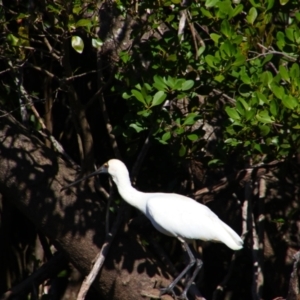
(146, 193, 220, 240)
(146, 193, 243, 250)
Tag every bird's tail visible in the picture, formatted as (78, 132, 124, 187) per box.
(217, 221, 243, 250)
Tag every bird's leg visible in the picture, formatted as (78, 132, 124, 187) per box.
(178, 258, 203, 300)
(160, 240, 196, 299)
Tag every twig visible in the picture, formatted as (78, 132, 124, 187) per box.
(248, 47, 297, 62)
(131, 129, 153, 185)
(76, 202, 124, 300)
(96, 53, 121, 159)
(65, 70, 98, 81)
(257, 178, 266, 297)
(61, 37, 95, 171)
(212, 253, 237, 300)
(178, 10, 187, 42)
(0, 68, 10, 75)
(0, 253, 66, 300)
(186, 10, 205, 59)
(26, 63, 57, 79)
(286, 251, 300, 300)
(9, 60, 79, 168)
(212, 89, 236, 104)
(193, 159, 283, 198)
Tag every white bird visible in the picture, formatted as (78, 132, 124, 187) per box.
(63, 159, 243, 299)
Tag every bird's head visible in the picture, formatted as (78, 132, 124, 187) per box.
(61, 159, 129, 190)
(102, 159, 130, 185)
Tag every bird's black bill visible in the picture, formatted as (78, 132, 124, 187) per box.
(61, 165, 108, 191)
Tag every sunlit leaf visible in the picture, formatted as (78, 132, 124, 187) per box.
(282, 95, 298, 109)
(92, 38, 103, 49)
(225, 107, 241, 120)
(205, 0, 220, 8)
(131, 89, 145, 104)
(246, 7, 257, 25)
(181, 80, 194, 91)
(71, 36, 84, 54)
(152, 91, 167, 106)
(187, 134, 198, 141)
(76, 19, 92, 28)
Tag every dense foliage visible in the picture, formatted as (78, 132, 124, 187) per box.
(1, 0, 300, 299)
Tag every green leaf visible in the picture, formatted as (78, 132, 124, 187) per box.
(92, 38, 103, 50)
(179, 144, 186, 157)
(276, 31, 286, 50)
(285, 28, 295, 42)
(262, 54, 273, 66)
(282, 95, 298, 109)
(183, 113, 199, 125)
(71, 36, 84, 54)
(245, 109, 256, 121)
(162, 131, 171, 141)
(210, 33, 221, 45)
(119, 51, 130, 63)
(230, 4, 244, 18)
(241, 74, 251, 84)
(290, 63, 300, 79)
(225, 138, 242, 146)
(233, 54, 246, 66)
(279, 0, 289, 5)
(260, 71, 273, 86)
(130, 123, 146, 133)
(254, 143, 263, 153)
(197, 46, 206, 57)
(174, 79, 185, 90)
(256, 110, 274, 123)
(238, 98, 250, 111)
(246, 7, 258, 25)
(152, 91, 167, 106)
(200, 7, 213, 18)
(6, 34, 19, 46)
(57, 270, 68, 278)
(279, 65, 290, 82)
(205, 55, 219, 68)
(181, 80, 194, 91)
(269, 82, 284, 100)
(256, 92, 268, 104)
(266, 0, 275, 10)
(138, 110, 151, 117)
(176, 127, 185, 135)
(221, 19, 232, 38)
(122, 92, 130, 99)
(76, 19, 92, 28)
(259, 125, 270, 136)
(214, 74, 225, 82)
(225, 107, 241, 120)
(131, 89, 145, 104)
(270, 100, 278, 116)
(166, 76, 176, 89)
(208, 159, 222, 166)
(205, 0, 220, 8)
(187, 134, 198, 141)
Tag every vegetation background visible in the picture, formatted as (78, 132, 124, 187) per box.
(0, 0, 300, 299)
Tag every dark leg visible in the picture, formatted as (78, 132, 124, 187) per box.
(178, 258, 203, 300)
(160, 240, 196, 299)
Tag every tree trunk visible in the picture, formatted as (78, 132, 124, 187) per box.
(0, 113, 172, 300)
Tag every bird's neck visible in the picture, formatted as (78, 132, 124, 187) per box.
(112, 175, 147, 214)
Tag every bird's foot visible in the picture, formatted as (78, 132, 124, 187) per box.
(160, 287, 177, 299)
(177, 291, 189, 300)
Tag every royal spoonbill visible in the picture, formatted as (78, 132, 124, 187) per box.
(63, 159, 243, 299)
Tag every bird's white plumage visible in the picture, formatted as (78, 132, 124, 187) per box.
(63, 158, 243, 299)
(106, 159, 243, 250)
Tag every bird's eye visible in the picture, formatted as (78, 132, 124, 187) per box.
(104, 163, 108, 168)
